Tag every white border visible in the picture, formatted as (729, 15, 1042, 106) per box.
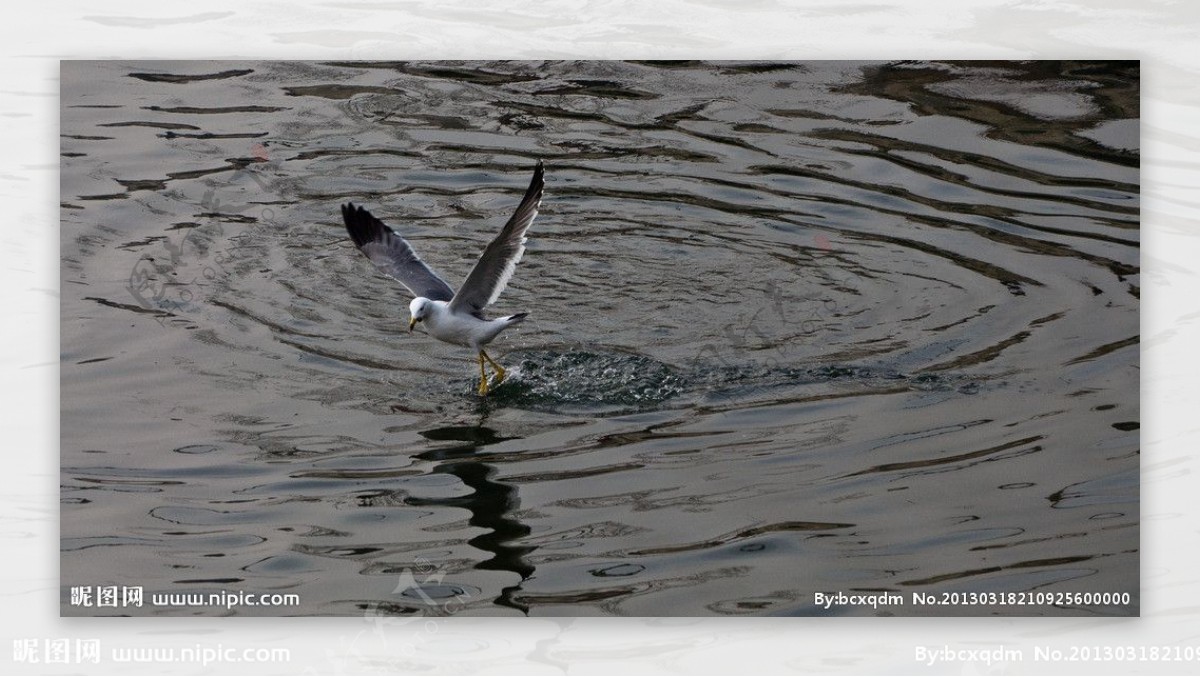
(5, 1, 1196, 674)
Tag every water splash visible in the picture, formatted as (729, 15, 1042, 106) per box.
(482, 347, 982, 414)
(486, 348, 689, 413)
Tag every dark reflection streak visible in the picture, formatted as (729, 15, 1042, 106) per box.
(427, 144, 719, 163)
(410, 425, 535, 614)
(283, 84, 401, 99)
(921, 330, 1033, 372)
(1064, 335, 1138, 365)
(484, 98, 714, 133)
(142, 104, 288, 114)
(289, 148, 421, 161)
(531, 79, 658, 100)
(322, 62, 542, 86)
(845, 435, 1044, 477)
(694, 386, 913, 417)
(99, 121, 201, 130)
(129, 69, 253, 83)
(209, 298, 330, 340)
(553, 185, 807, 221)
(275, 336, 422, 372)
(670, 127, 766, 153)
(84, 296, 176, 318)
(900, 555, 1096, 586)
(494, 100, 608, 123)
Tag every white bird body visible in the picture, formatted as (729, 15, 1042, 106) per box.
(342, 161, 544, 395)
(411, 298, 527, 350)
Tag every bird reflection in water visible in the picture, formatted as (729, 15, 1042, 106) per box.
(407, 423, 535, 614)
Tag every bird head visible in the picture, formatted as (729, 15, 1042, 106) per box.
(408, 297, 430, 332)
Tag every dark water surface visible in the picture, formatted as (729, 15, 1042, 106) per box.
(60, 60, 1139, 616)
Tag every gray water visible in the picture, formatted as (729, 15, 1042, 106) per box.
(60, 60, 1139, 617)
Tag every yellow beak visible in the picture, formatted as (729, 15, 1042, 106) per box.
(409, 317, 417, 332)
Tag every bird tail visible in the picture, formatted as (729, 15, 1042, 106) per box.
(504, 312, 529, 325)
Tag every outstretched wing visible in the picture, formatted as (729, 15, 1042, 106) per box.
(342, 203, 455, 302)
(448, 161, 544, 318)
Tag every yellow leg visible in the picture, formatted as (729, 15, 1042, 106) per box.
(477, 352, 489, 396)
(482, 350, 507, 385)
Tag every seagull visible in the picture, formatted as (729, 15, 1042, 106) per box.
(342, 161, 544, 396)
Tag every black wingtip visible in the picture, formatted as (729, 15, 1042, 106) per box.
(525, 161, 545, 200)
(342, 201, 381, 249)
